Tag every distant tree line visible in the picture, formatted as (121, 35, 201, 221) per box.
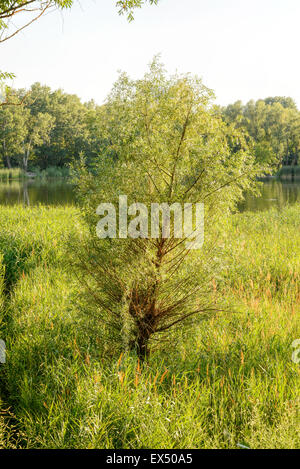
(1, 82, 299, 172)
(0, 83, 104, 171)
(221, 97, 300, 168)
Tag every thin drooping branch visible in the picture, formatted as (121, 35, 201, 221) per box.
(0, 91, 30, 106)
(202, 169, 256, 201)
(156, 307, 224, 333)
(182, 168, 205, 198)
(0, 2, 39, 19)
(0, 1, 36, 19)
(0, 1, 52, 43)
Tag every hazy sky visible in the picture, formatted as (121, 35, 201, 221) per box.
(1, 0, 300, 106)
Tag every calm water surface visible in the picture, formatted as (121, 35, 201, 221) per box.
(239, 180, 300, 212)
(0, 179, 75, 206)
(0, 178, 300, 212)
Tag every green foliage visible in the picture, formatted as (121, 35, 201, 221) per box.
(0, 72, 14, 81)
(0, 71, 15, 104)
(23, 110, 54, 171)
(116, 0, 159, 21)
(0, 84, 91, 170)
(0, 99, 27, 168)
(2, 80, 300, 173)
(34, 86, 91, 168)
(33, 165, 70, 179)
(71, 59, 266, 359)
(222, 98, 300, 168)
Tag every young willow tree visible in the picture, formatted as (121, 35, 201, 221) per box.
(73, 59, 265, 360)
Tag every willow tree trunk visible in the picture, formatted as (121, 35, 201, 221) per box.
(23, 148, 30, 172)
(128, 240, 165, 361)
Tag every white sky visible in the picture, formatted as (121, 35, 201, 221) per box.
(1, 0, 300, 107)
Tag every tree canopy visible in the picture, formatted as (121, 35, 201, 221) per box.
(222, 98, 300, 167)
(71, 59, 264, 359)
(0, 83, 96, 169)
(1, 79, 300, 172)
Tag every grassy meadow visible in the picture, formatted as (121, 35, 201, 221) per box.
(0, 204, 299, 449)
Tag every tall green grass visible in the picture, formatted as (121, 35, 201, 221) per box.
(0, 205, 299, 448)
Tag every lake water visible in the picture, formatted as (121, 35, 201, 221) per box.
(239, 180, 300, 212)
(0, 179, 75, 206)
(0, 178, 300, 212)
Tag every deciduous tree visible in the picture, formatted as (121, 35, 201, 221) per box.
(72, 59, 265, 360)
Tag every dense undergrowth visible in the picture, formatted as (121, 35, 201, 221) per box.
(0, 205, 299, 448)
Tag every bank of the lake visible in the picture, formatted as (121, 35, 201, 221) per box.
(278, 166, 300, 182)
